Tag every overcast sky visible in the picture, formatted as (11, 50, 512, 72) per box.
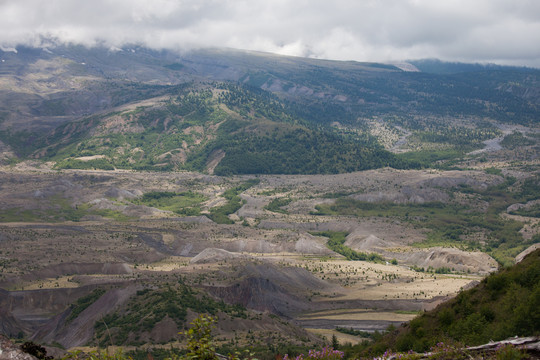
(1, 0, 540, 67)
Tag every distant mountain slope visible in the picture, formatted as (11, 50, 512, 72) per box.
(409, 58, 536, 74)
(37, 83, 407, 174)
(0, 45, 539, 173)
(181, 49, 540, 125)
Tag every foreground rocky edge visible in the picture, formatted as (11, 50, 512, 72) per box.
(374, 337, 540, 359)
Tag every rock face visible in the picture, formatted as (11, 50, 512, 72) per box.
(190, 248, 249, 263)
(507, 199, 540, 213)
(345, 231, 498, 274)
(345, 231, 394, 251)
(87, 198, 167, 218)
(516, 243, 540, 263)
(35, 262, 133, 278)
(295, 233, 334, 255)
(0, 305, 24, 341)
(104, 187, 142, 200)
(0, 283, 140, 349)
(206, 262, 338, 317)
(0, 335, 38, 360)
(32, 286, 138, 349)
(350, 186, 449, 204)
(401, 247, 499, 275)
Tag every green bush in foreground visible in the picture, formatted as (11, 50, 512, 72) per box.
(182, 315, 219, 360)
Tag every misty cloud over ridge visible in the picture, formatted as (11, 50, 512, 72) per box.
(1, 0, 540, 67)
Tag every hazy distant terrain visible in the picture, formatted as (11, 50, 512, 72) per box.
(0, 45, 538, 355)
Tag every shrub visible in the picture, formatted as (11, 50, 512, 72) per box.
(20, 342, 53, 360)
(182, 315, 219, 360)
(283, 346, 344, 360)
(495, 344, 527, 360)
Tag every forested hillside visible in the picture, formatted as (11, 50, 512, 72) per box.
(26, 84, 408, 174)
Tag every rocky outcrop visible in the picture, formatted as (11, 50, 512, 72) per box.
(206, 262, 339, 317)
(190, 248, 249, 263)
(350, 186, 449, 204)
(295, 233, 334, 255)
(0, 335, 37, 360)
(87, 198, 167, 218)
(516, 243, 540, 263)
(345, 231, 395, 251)
(345, 231, 498, 274)
(396, 247, 498, 275)
(506, 199, 540, 213)
(0, 306, 26, 340)
(35, 263, 132, 278)
(420, 176, 500, 191)
(466, 336, 540, 358)
(378, 337, 540, 359)
(32, 286, 138, 348)
(104, 187, 143, 200)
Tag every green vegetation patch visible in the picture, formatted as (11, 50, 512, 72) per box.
(484, 167, 503, 176)
(41, 84, 418, 175)
(409, 265, 459, 274)
(395, 126, 502, 169)
(55, 158, 115, 170)
(133, 191, 206, 216)
(517, 175, 540, 202)
(509, 204, 540, 218)
(321, 191, 360, 199)
(94, 280, 247, 346)
(207, 179, 259, 224)
(501, 131, 536, 149)
(164, 63, 184, 71)
(416, 127, 500, 151)
(396, 149, 464, 169)
(311, 231, 384, 262)
(0, 198, 130, 223)
(208, 127, 410, 176)
(335, 327, 376, 339)
(44, 89, 229, 172)
(312, 178, 539, 266)
(312, 200, 473, 248)
(0, 208, 41, 222)
(264, 197, 293, 214)
(67, 289, 106, 323)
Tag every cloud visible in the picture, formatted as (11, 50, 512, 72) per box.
(1, 0, 539, 67)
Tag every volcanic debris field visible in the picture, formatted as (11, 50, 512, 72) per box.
(0, 154, 538, 353)
(0, 46, 539, 358)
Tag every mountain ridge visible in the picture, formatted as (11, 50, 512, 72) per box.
(1, 44, 539, 173)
